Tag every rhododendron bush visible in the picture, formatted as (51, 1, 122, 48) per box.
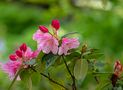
(1, 20, 123, 90)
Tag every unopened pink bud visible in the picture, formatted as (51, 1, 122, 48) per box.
(9, 54, 17, 61)
(51, 19, 60, 30)
(39, 25, 49, 33)
(20, 43, 27, 52)
(15, 50, 22, 58)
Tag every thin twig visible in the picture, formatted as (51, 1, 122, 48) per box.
(30, 67, 68, 90)
(62, 56, 76, 90)
(8, 68, 23, 90)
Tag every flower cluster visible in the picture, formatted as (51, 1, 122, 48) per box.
(0, 43, 39, 79)
(33, 19, 80, 55)
(0, 19, 80, 80)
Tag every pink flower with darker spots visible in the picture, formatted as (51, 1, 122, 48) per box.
(33, 25, 59, 54)
(58, 38, 80, 55)
(33, 32, 59, 54)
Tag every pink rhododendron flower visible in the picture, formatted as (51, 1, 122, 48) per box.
(58, 38, 80, 55)
(9, 43, 39, 62)
(33, 20, 79, 55)
(36, 33, 59, 54)
(33, 30, 45, 43)
(33, 24, 60, 54)
(0, 43, 39, 80)
(0, 61, 21, 80)
(23, 47, 39, 60)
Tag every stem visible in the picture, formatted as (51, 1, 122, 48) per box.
(28, 77, 32, 90)
(62, 56, 76, 90)
(8, 68, 22, 90)
(30, 67, 68, 90)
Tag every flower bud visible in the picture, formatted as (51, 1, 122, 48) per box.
(114, 60, 123, 76)
(15, 50, 22, 58)
(9, 54, 17, 61)
(39, 25, 49, 33)
(51, 19, 60, 30)
(20, 43, 27, 52)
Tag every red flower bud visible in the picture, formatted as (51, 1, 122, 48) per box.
(39, 25, 49, 33)
(114, 60, 123, 76)
(51, 19, 60, 30)
(15, 50, 22, 58)
(20, 43, 27, 52)
(9, 54, 17, 61)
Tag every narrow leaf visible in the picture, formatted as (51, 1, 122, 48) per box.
(20, 69, 32, 90)
(61, 32, 78, 38)
(96, 81, 110, 90)
(83, 53, 103, 59)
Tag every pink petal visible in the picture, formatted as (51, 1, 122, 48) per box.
(58, 38, 80, 55)
(24, 47, 33, 60)
(33, 30, 43, 42)
(0, 61, 21, 80)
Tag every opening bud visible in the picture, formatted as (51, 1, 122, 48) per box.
(9, 54, 17, 61)
(20, 43, 27, 52)
(15, 50, 22, 58)
(39, 25, 49, 33)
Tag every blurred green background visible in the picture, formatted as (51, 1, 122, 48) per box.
(0, 0, 123, 90)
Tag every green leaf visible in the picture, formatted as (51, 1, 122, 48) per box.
(61, 32, 78, 38)
(74, 59, 88, 82)
(82, 49, 103, 59)
(35, 61, 46, 73)
(83, 53, 103, 59)
(42, 53, 59, 68)
(20, 69, 32, 90)
(66, 52, 81, 61)
(96, 81, 110, 90)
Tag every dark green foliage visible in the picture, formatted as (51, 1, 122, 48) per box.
(42, 53, 59, 68)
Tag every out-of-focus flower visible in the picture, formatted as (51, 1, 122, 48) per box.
(51, 19, 60, 30)
(9, 43, 38, 62)
(15, 50, 22, 58)
(20, 43, 27, 52)
(0, 61, 21, 80)
(114, 60, 123, 76)
(58, 38, 80, 55)
(9, 54, 17, 61)
(0, 43, 39, 80)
